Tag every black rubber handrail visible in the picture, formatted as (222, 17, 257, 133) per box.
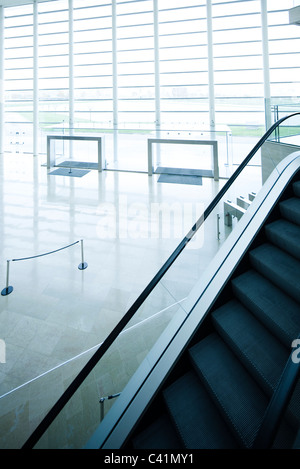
(22, 112, 300, 449)
(252, 334, 300, 449)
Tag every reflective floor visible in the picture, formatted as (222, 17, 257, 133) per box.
(0, 151, 261, 448)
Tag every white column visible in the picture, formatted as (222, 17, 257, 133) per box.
(261, 0, 272, 130)
(206, 0, 217, 171)
(153, 0, 161, 133)
(153, 0, 161, 166)
(0, 6, 4, 157)
(112, 0, 118, 162)
(33, 0, 39, 157)
(206, 0, 215, 131)
(69, 0, 74, 136)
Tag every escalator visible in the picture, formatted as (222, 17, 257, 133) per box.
(22, 113, 300, 450)
(125, 176, 300, 449)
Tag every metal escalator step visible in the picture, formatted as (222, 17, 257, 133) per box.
(189, 333, 268, 448)
(249, 243, 300, 303)
(162, 370, 238, 449)
(271, 420, 298, 449)
(231, 270, 300, 348)
(286, 380, 300, 431)
(279, 197, 300, 226)
(292, 425, 300, 449)
(211, 299, 289, 396)
(293, 181, 300, 198)
(132, 413, 183, 449)
(265, 219, 300, 261)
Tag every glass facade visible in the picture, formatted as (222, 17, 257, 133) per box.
(73, 1, 113, 129)
(38, 0, 69, 138)
(213, 0, 264, 126)
(159, 1, 208, 128)
(117, 0, 155, 128)
(4, 4, 34, 153)
(1, 0, 300, 163)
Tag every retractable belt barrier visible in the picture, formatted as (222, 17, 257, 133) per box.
(1, 239, 87, 296)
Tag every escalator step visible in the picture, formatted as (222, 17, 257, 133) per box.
(231, 270, 300, 348)
(132, 413, 183, 449)
(163, 370, 238, 449)
(292, 425, 300, 449)
(189, 333, 268, 448)
(293, 181, 300, 198)
(211, 299, 289, 396)
(286, 380, 300, 431)
(279, 197, 300, 226)
(265, 219, 300, 260)
(249, 243, 300, 303)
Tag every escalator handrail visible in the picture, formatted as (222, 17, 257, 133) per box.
(22, 112, 300, 449)
(252, 335, 300, 449)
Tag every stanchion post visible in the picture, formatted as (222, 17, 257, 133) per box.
(99, 393, 120, 422)
(78, 239, 88, 270)
(1, 260, 13, 296)
(100, 397, 105, 422)
(1, 240, 86, 296)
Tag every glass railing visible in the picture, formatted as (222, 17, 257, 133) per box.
(0, 343, 97, 449)
(39, 123, 233, 178)
(271, 104, 300, 146)
(12, 112, 300, 449)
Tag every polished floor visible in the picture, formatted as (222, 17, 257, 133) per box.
(0, 150, 262, 448)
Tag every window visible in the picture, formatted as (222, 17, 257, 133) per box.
(212, 0, 264, 127)
(268, 4, 300, 99)
(73, 1, 113, 129)
(117, 0, 155, 128)
(38, 0, 69, 134)
(4, 4, 33, 153)
(159, 1, 209, 127)
(1, 0, 299, 158)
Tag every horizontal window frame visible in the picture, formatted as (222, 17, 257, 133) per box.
(74, 26, 112, 34)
